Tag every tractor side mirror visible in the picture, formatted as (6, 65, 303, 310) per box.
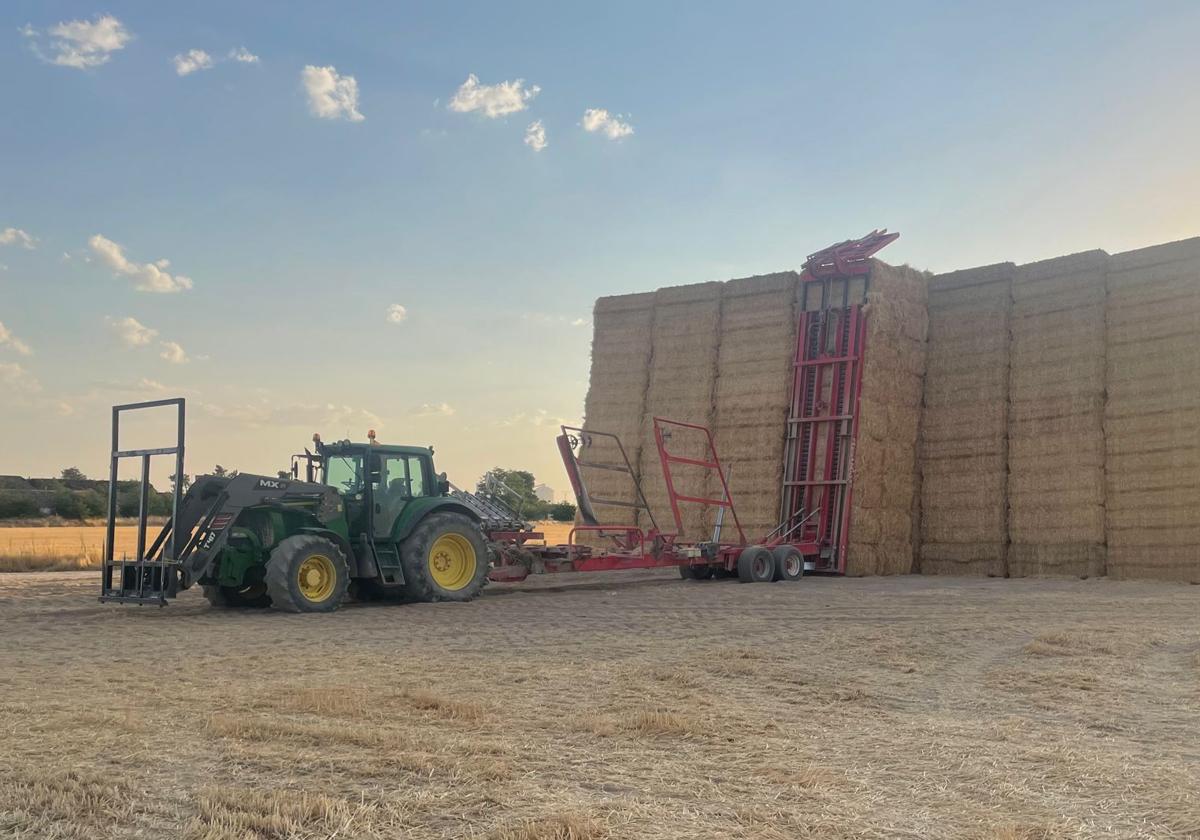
(368, 454, 382, 484)
(438, 472, 450, 496)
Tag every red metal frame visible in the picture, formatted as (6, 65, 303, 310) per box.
(653, 416, 746, 545)
(802, 229, 899, 279)
(778, 229, 898, 573)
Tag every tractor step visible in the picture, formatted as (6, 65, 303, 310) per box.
(100, 558, 180, 606)
(371, 542, 405, 586)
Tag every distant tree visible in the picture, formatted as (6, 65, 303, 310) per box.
(549, 501, 577, 522)
(52, 489, 85, 520)
(79, 489, 107, 518)
(0, 492, 41, 519)
(212, 464, 239, 478)
(168, 473, 192, 494)
(60, 467, 87, 481)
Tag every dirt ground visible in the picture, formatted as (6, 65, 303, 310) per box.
(0, 572, 1197, 839)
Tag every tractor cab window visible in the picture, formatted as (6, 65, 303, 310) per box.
(326, 455, 364, 495)
(373, 453, 428, 539)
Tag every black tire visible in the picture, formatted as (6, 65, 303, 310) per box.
(264, 535, 350, 613)
(771, 546, 804, 581)
(201, 582, 270, 608)
(399, 512, 490, 603)
(679, 564, 715, 580)
(737, 546, 775, 583)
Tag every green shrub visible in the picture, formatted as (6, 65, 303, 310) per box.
(549, 501, 577, 522)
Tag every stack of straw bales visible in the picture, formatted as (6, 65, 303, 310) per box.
(711, 272, 800, 540)
(918, 264, 1013, 576)
(635, 282, 724, 538)
(1007, 251, 1108, 577)
(580, 292, 656, 527)
(845, 261, 928, 575)
(1105, 237, 1200, 583)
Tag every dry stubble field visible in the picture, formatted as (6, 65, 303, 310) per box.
(0, 571, 1197, 839)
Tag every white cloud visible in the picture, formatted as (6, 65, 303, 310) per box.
(228, 47, 259, 64)
(0, 322, 33, 356)
(571, 317, 590, 327)
(159, 341, 188, 364)
(173, 49, 214, 76)
(55, 401, 74, 417)
(302, 65, 364, 122)
(582, 108, 634, 140)
(524, 120, 547, 152)
(449, 74, 539, 118)
(89, 234, 194, 293)
(386, 304, 408, 324)
(0, 228, 36, 249)
(202, 400, 383, 432)
(0, 362, 40, 393)
(415, 402, 456, 418)
(138, 377, 167, 391)
(109, 316, 158, 347)
(23, 15, 132, 69)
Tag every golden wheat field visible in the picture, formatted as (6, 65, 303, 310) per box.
(0, 522, 577, 572)
(0, 570, 1197, 839)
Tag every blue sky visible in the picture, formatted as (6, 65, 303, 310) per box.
(3, 1, 1199, 494)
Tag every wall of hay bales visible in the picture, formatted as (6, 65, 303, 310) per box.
(918, 264, 1013, 576)
(845, 261, 928, 575)
(579, 292, 656, 527)
(582, 235, 1200, 582)
(711, 272, 799, 540)
(635, 282, 724, 539)
(1105, 238, 1200, 583)
(1007, 251, 1108, 577)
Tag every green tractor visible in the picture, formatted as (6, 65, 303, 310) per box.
(100, 399, 516, 612)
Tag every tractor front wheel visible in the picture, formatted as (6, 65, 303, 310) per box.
(264, 535, 350, 613)
(399, 512, 490, 603)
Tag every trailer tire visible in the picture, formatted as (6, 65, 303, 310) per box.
(679, 564, 715, 581)
(771, 546, 804, 581)
(265, 535, 350, 613)
(201, 583, 270, 608)
(737, 546, 775, 583)
(399, 512, 490, 603)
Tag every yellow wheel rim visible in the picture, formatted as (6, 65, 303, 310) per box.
(429, 533, 477, 591)
(297, 553, 337, 602)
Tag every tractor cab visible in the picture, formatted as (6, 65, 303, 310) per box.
(303, 433, 450, 543)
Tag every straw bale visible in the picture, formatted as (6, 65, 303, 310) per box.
(1008, 544, 1106, 578)
(928, 262, 1016, 293)
(920, 542, 1006, 576)
(1103, 238, 1200, 582)
(1108, 546, 1200, 583)
(921, 505, 1006, 544)
(1107, 236, 1200, 273)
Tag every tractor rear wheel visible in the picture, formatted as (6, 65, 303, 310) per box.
(399, 512, 490, 602)
(264, 535, 349, 613)
(737, 546, 775, 583)
(202, 582, 270, 608)
(771, 546, 805, 581)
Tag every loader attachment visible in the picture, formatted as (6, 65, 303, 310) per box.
(99, 398, 186, 606)
(100, 399, 345, 606)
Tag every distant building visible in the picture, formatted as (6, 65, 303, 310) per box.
(534, 483, 555, 503)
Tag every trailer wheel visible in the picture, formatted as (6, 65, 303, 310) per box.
(399, 512, 490, 603)
(679, 564, 715, 581)
(771, 546, 804, 581)
(201, 583, 270, 608)
(264, 535, 350, 613)
(737, 546, 775, 583)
